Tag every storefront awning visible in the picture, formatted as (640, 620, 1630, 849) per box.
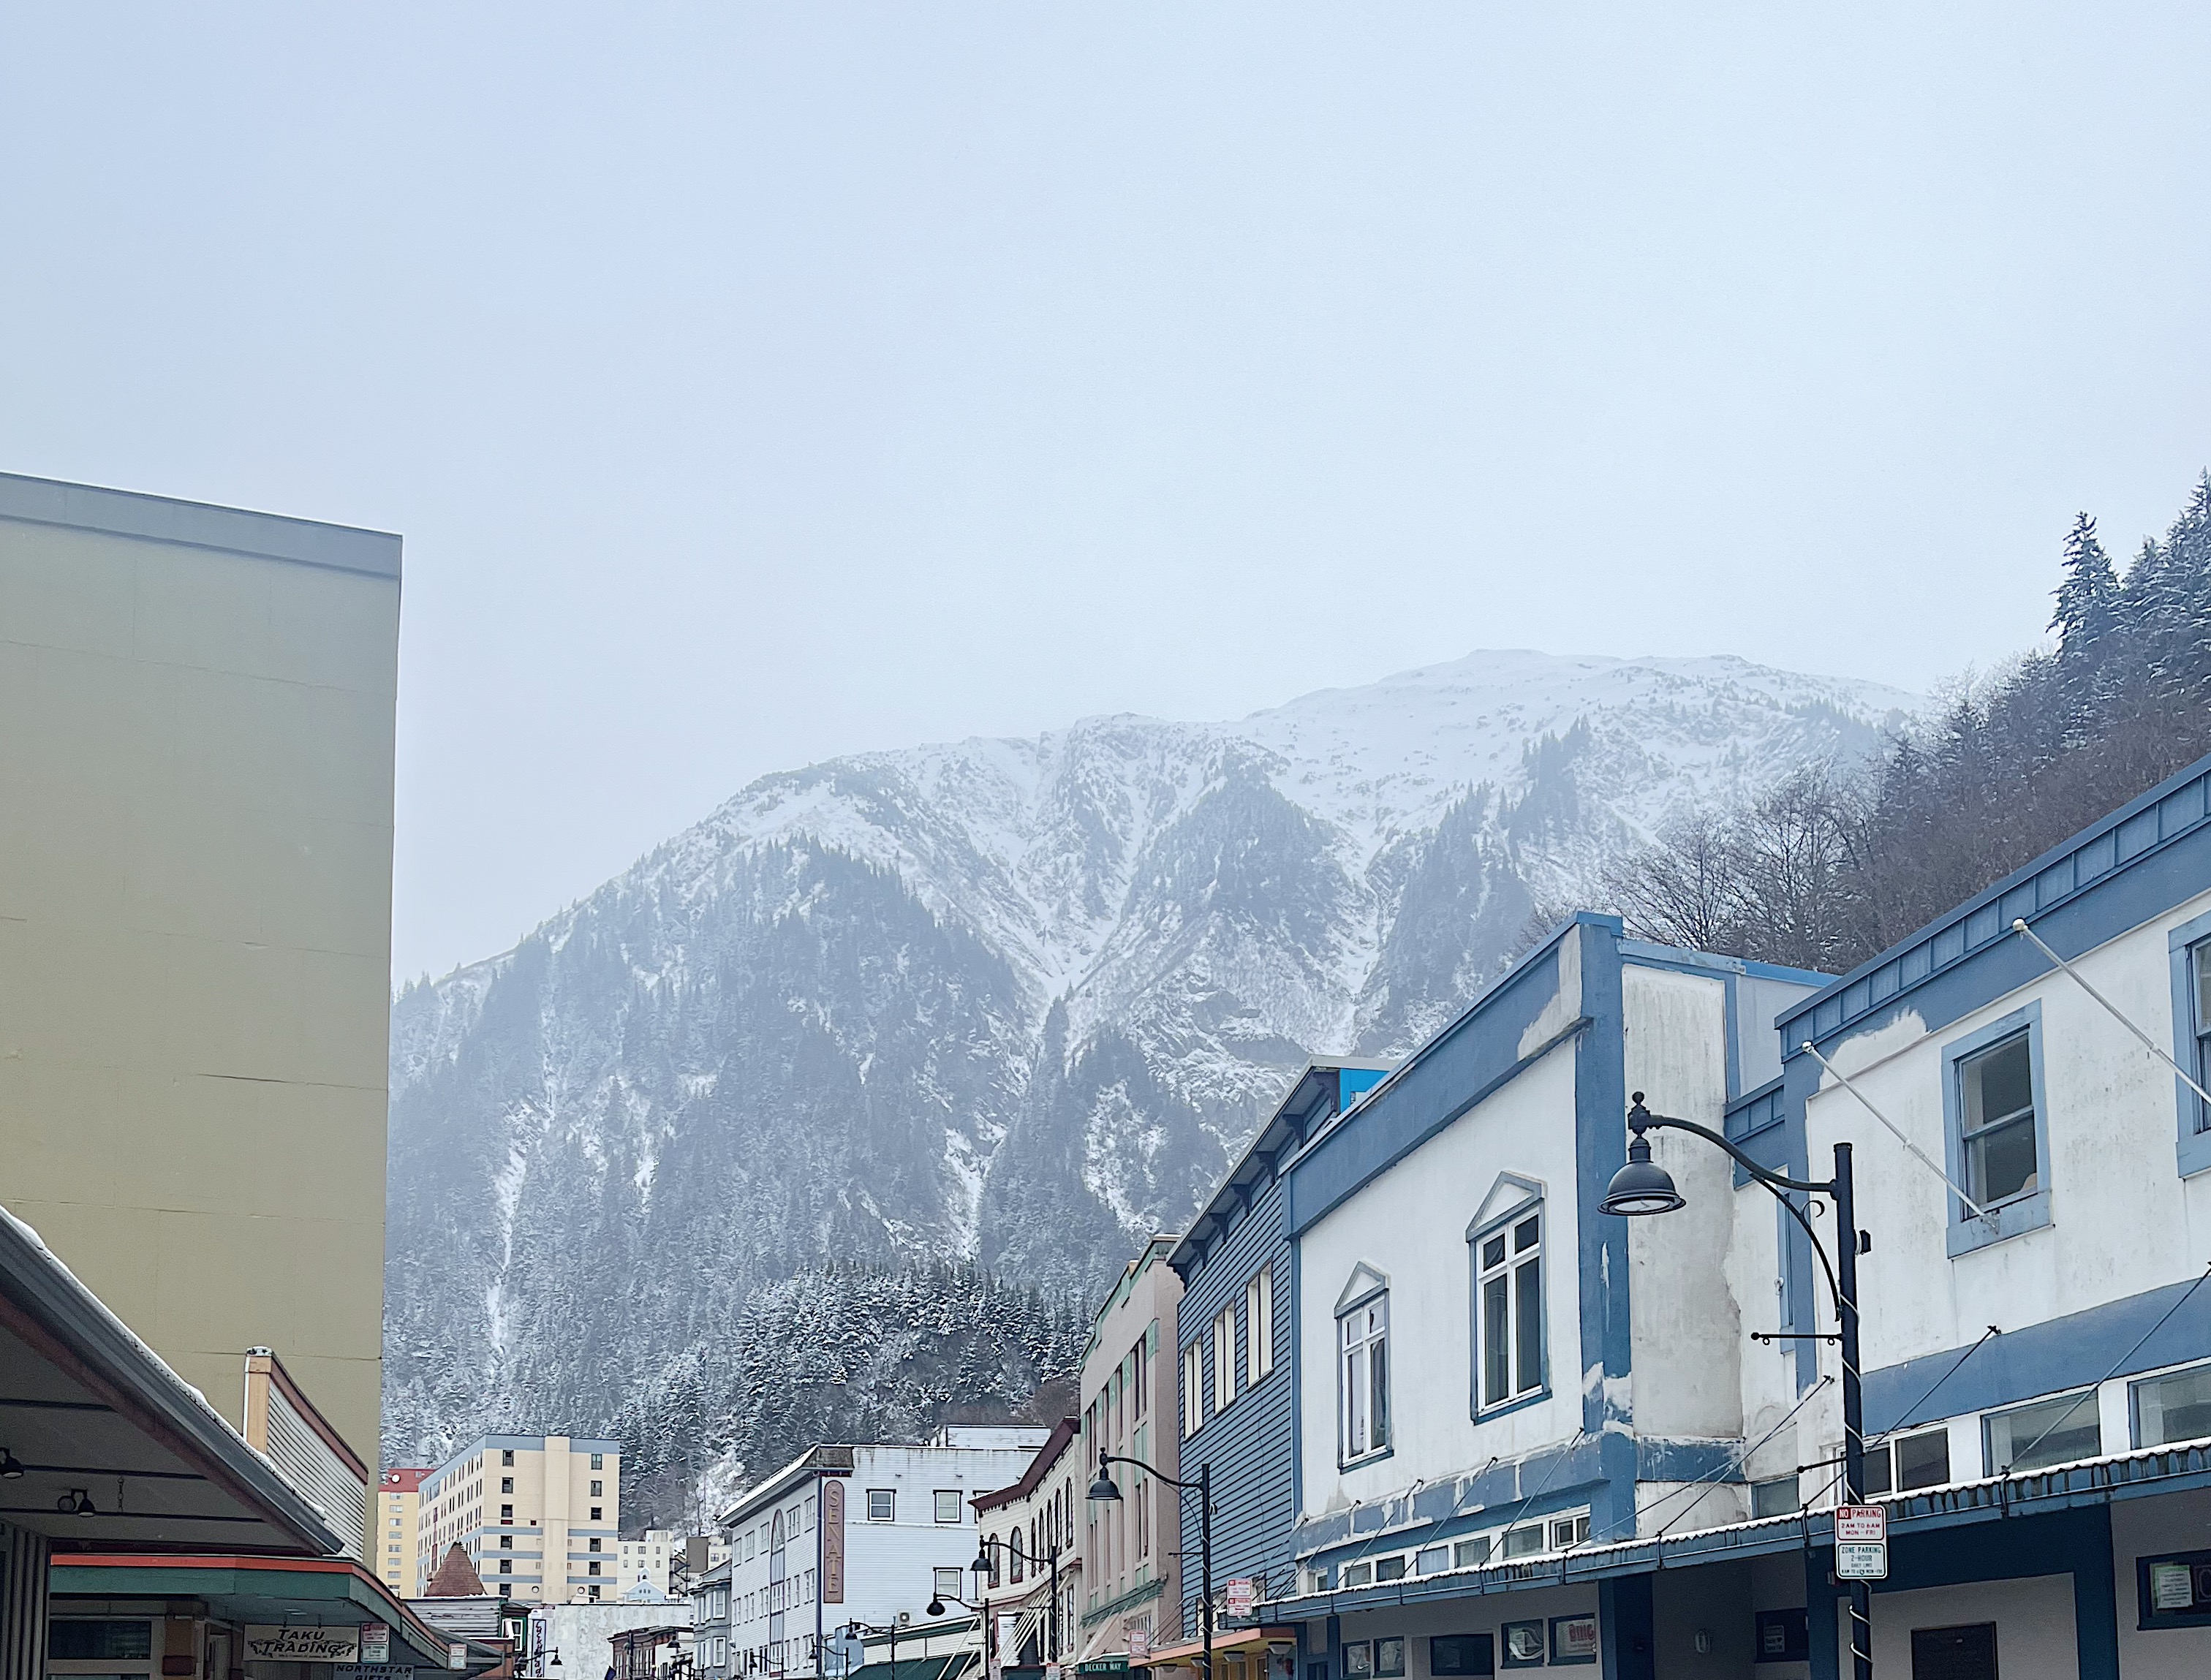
(1136, 1627, 1296, 1672)
(51, 1555, 500, 1673)
(0, 1211, 343, 1554)
(848, 1655, 975, 1680)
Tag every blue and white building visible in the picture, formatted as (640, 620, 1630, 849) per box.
(1168, 1062, 1390, 1635)
(1163, 750, 2211, 1679)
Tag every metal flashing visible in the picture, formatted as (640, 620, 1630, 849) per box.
(0, 470, 401, 580)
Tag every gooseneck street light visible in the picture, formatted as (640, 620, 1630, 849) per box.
(1090, 1453, 1211, 1680)
(1603, 1092, 1872, 1680)
(970, 1535, 1063, 1661)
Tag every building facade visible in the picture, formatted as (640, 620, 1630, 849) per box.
(973, 1418, 1081, 1670)
(1168, 1061, 1388, 1640)
(1144, 752, 2211, 1678)
(689, 1556, 733, 1680)
(419, 1434, 624, 1603)
(379, 1467, 431, 1596)
(724, 1429, 1050, 1680)
(619, 1531, 681, 1599)
(0, 472, 400, 1472)
(1079, 1236, 1187, 1666)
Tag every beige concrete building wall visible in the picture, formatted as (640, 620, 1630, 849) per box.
(420, 1435, 623, 1603)
(0, 472, 400, 1468)
(380, 1467, 428, 1595)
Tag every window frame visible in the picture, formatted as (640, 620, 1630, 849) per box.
(1182, 1339, 1204, 1437)
(1212, 1305, 1236, 1415)
(1940, 1004, 2052, 1257)
(2131, 1358, 2211, 1450)
(2171, 911, 2211, 1176)
(1467, 1198, 1548, 1418)
(1246, 1267, 1276, 1387)
(932, 1489, 961, 1525)
(865, 1488, 895, 1524)
(1982, 1386, 2102, 1476)
(1335, 1271, 1391, 1467)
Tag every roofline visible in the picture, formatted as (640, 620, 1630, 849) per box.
(0, 1208, 344, 1556)
(970, 1418, 1080, 1514)
(1779, 747, 2211, 1047)
(427, 1434, 624, 1485)
(1166, 1057, 1396, 1272)
(717, 1445, 857, 1526)
(0, 470, 401, 581)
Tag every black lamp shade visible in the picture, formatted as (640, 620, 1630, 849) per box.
(1086, 1469, 1120, 1503)
(970, 1542, 992, 1575)
(1601, 1135, 1685, 1217)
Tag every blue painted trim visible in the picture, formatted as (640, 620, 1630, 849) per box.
(1292, 1441, 1608, 1557)
(1633, 1438, 1740, 1485)
(1876, 1504, 2118, 1680)
(1781, 752, 2211, 1053)
(1940, 1002, 2052, 1257)
(1860, 1273, 2211, 1434)
(1614, 940, 1832, 988)
(2169, 910, 2211, 1176)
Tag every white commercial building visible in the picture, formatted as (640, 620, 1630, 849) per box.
(719, 1427, 1051, 1679)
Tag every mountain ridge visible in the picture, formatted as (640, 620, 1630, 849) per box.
(382, 648, 1915, 1474)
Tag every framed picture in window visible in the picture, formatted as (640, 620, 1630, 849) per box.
(1373, 1638, 1405, 1679)
(1342, 1642, 1373, 1679)
(1499, 1622, 1544, 1670)
(1548, 1616, 1598, 1666)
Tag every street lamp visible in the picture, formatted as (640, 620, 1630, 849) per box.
(1603, 1092, 1872, 1680)
(971, 1535, 1063, 1661)
(1090, 1453, 1211, 1680)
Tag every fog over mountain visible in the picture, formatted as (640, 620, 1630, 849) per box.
(382, 650, 1915, 1485)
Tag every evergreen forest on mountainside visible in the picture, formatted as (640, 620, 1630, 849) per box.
(1609, 472, 2211, 975)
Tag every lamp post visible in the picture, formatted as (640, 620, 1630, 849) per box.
(843, 1622, 905, 1680)
(1602, 1092, 1871, 1680)
(1089, 1454, 1209, 1680)
(970, 1535, 1062, 1662)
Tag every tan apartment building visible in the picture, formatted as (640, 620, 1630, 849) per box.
(380, 1465, 431, 1594)
(0, 471, 399, 1494)
(420, 1434, 624, 1603)
(1078, 1234, 1183, 1664)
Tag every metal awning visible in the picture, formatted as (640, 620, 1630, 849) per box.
(0, 1209, 343, 1554)
(50, 1555, 502, 1673)
(1264, 1436, 2211, 1619)
(848, 1656, 975, 1680)
(1138, 1628, 1296, 1671)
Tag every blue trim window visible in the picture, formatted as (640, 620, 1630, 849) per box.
(1942, 1004, 2052, 1256)
(1338, 1283, 1390, 1464)
(2173, 912, 2211, 1176)
(2132, 1360, 2211, 1449)
(1473, 1207, 1545, 1412)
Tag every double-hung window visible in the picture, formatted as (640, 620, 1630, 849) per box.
(2176, 919, 2211, 1173)
(1475, 1208, 1544, 1410)
(1182, 1339, 1204, 1436)
(1246, 1267, 1275, 1385)
(1338, 1282, 1389, 1463)
(1943, 1006, 2049, 1254)
(1212, 1306, 1235, 1415)
(1959, 1034, 2038, 1207)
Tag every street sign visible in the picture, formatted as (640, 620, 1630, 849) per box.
(1223, 1580, 1254, 1619)
(360, 1627, 390, 1666)
(1834, 1505, 1888, 1581)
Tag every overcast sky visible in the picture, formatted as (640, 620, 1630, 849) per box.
(4, 5, 2207, 983)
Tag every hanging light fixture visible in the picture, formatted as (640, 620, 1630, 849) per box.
(0, 1449, 24, 1479)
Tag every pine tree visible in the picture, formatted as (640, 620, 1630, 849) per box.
(2049, 512, 2117, 659)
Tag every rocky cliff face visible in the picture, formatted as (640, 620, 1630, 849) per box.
(383, 651, 1913, 1485)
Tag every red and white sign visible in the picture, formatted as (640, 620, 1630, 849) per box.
(1127, 1632, 1149, 1662)
(1223, 1580, 1254, 1619)
(1834, 1505, 1888, 1581)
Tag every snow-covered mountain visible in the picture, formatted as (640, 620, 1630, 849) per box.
(382, 650, 1915, 1477)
